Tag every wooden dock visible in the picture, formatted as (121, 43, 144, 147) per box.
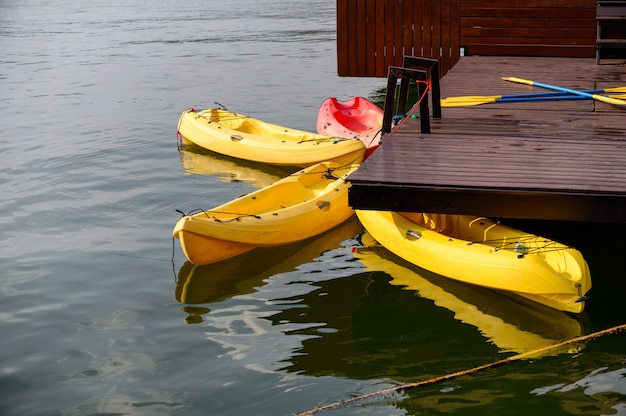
(348, 56, 626, 223)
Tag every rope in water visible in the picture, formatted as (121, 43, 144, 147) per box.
(293, 323, 626, 416)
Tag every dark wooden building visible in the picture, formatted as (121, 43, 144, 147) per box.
(337, 0, 613, 78)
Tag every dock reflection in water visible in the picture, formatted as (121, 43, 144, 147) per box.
(264, 233, 585, 382)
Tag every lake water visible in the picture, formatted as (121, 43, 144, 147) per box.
(1, 1, 625, 415)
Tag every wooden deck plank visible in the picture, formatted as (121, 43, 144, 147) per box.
(348, 56, 626, 223)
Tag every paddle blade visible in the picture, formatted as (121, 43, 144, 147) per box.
(440, 96, 500, 107)
(502, 77, 534, 86)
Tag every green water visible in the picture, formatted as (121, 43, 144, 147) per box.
(1, 0, 624, 415)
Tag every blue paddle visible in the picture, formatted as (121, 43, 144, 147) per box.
(503, 77, 626, 109)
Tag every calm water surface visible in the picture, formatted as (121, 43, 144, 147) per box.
(1, 1, 625, 415)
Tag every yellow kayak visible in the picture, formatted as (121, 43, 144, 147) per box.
(177, 108, 366, 168)
(355, 210, 591, 313)
(174, 161, 359, 265)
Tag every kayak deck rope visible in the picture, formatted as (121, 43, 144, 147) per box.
(321, 168, 342, 180)
(293, 323, 626, 416)
(290, 166, 352, 181)
(176, 208, 261, 221)
(296, 136, 354, 144)
(470, 236, 576, 257)
(195, 109, 250, 123)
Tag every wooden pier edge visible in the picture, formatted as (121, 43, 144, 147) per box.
(348, 56, 626, 224)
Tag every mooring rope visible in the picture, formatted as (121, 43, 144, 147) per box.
(293, 323, 626, 416)
(339, 152, 366, 169)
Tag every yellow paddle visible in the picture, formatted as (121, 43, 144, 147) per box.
(441, 87, 626, 107)
(502, 77, 626, 109)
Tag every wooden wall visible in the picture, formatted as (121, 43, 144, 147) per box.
(461, 0, 597, 57)
(337, 0, 461, 78)
(337, 0, 597, 78)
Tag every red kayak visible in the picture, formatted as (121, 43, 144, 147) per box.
(317, 96, 383, 159)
